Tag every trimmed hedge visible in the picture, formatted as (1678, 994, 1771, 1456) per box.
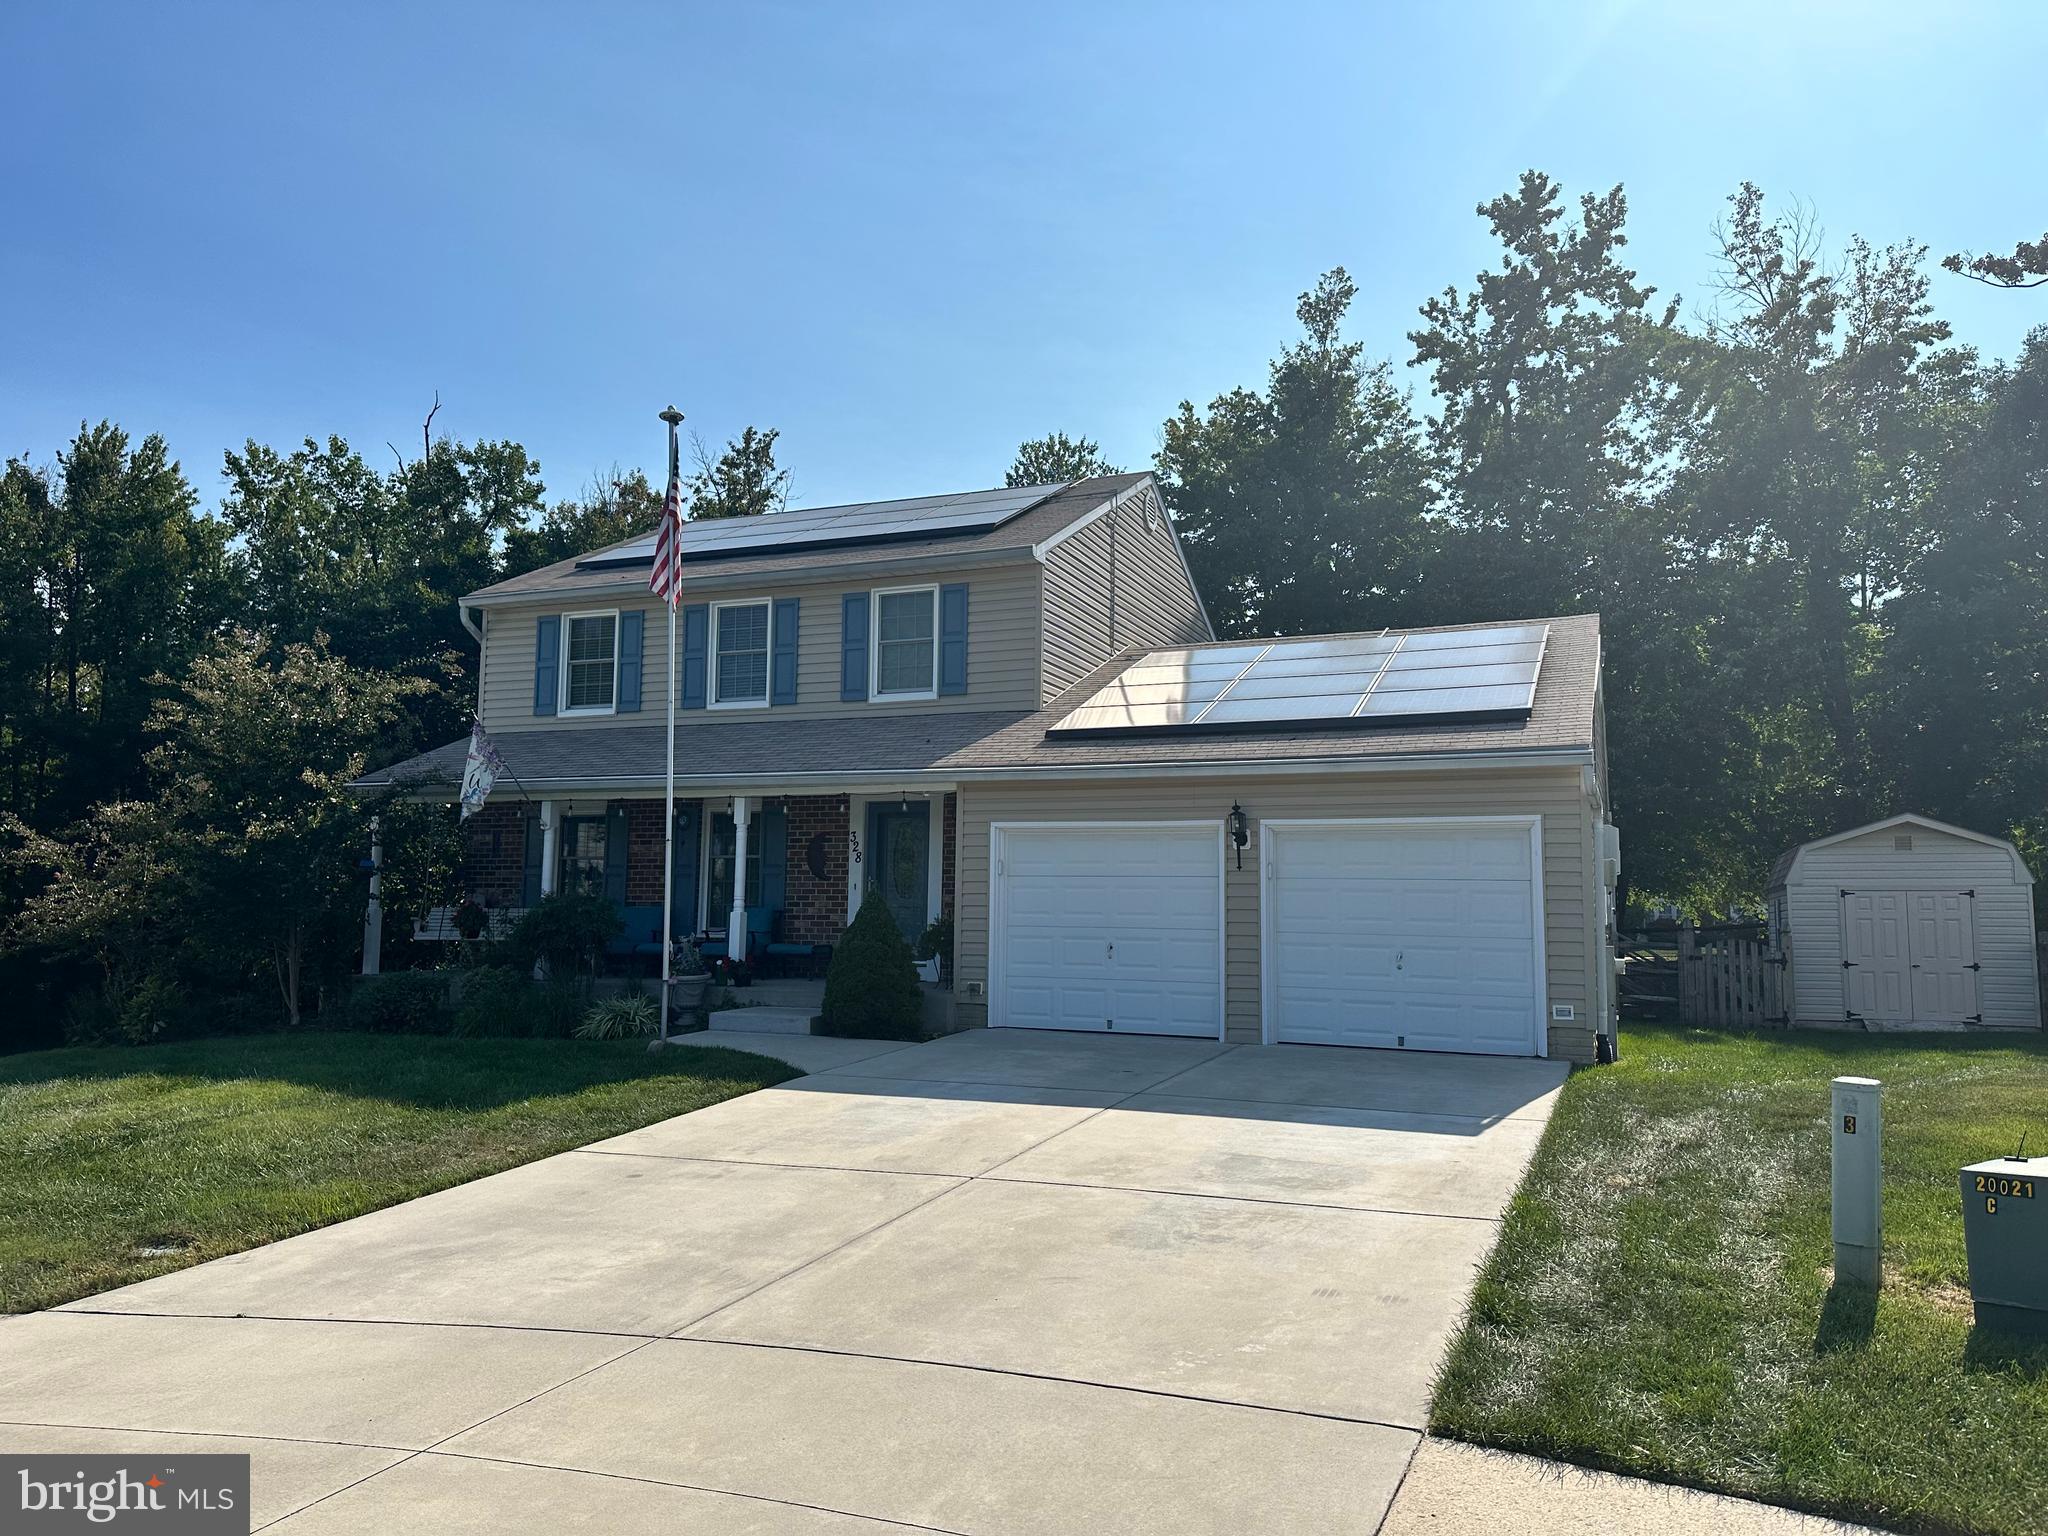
(452, 965, 585, 1039)
(816, 886, 925, 1041)
(344, 971, 453, 1034)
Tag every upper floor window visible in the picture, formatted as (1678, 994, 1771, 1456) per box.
(562, 611, 618, 713)
(872, 585, 937, 699)
(713, 599, 771, 707)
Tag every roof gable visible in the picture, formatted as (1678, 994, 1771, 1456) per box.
(1774, 813, 2034, 887)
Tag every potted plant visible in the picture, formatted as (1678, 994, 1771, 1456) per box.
(666, 935, 711, 1025)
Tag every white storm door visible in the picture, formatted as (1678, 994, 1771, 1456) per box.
(992, 824, 1223, 1038)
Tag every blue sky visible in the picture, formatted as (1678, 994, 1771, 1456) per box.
(5, 2, 2043, 511)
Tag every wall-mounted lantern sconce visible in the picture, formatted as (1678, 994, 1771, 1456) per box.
(1227, 802, 1249, 870)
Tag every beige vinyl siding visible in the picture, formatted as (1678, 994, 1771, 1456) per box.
(1039, 515, 1113, 702)
(955, 764, 1598, 1061)
(1776, 825, 2041, 1029)
(479, 562, 1043, 733)
(1111, 482, 1211, 653)
(1038, 484, 1212, 703)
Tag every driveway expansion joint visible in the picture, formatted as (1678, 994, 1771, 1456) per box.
(673, 1334, 1432, 1436)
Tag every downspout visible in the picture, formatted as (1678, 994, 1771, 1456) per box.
(460, 604, 486, 723)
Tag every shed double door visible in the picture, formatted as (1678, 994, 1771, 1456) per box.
(1841, 890, 1978, 1024)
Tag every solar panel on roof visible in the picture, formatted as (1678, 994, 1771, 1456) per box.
(1045, 623, 1550, 737)
(577, 482, 1066, 568)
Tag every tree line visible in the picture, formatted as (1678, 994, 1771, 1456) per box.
(3, 171, 2042, 1048)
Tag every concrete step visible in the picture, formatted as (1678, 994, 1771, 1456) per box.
(707, 1005, 815, 1035)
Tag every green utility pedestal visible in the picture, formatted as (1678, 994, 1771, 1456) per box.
(1960, 1156, 2047, 1336)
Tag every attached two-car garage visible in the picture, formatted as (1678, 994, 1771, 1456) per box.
(986, 815, 1550, 1057)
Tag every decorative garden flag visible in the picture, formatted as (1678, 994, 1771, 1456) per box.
(458, 721, 507, 820)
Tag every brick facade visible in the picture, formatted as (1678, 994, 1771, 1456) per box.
(462, 802, 527, 908)
(783, 794, 851, 945)
(624, 799, 667, 905)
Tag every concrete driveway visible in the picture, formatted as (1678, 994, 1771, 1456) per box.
(1, 1029, 1567, 1533)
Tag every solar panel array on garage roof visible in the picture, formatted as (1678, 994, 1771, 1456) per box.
(577, 483, 1067, 568)
(1046, 623, 1550, 736)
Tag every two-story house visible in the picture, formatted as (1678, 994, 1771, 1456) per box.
(355, 473, 1618, 1062)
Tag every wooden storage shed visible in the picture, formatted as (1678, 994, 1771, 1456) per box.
(1768, 814, 2041, 1030)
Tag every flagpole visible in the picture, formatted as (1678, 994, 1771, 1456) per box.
(657, 406, 685, 1041)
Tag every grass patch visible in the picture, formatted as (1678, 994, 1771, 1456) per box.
(0, 1031, 800, 1313)
(1433, 1024, 2048, 1536)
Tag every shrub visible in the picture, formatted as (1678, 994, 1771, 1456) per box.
(576, 992, 659, 1039)
(60, 965, 184, 1047)
(453, 965, 586, 1039)
(503, 892, 620, 977)
(914, 913, 954, 983)
(344, 971, 453, 1034)
(817, 886, 925, 1040)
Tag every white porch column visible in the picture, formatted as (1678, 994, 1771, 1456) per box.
(359, 815, 383, 975)
(729, 794, 751, 963)
(538, 800, 559, 898)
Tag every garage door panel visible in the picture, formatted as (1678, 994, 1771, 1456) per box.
(1269, 823, 1540, 1057)
(997, 826, 1222, 1038)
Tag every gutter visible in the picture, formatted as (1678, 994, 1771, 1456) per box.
(356, 743, 1595, 798)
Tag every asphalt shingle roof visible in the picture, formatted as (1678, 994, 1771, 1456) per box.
(354, 613, 1600, 792)
(464, 473, 1152, 602)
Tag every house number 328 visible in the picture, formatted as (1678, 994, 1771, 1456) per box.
(848, 829, 863, 866)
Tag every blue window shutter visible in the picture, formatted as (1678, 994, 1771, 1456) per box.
(521, 808, 543, 906)
(669, 803, 700, 936)
(939, 583, 969, 695)
(771, 598, 800, 705)
(759, 807, 787, 911)
(617, 610, 644, 713)
(680, 604, 709, 709)
(534, 615, 560, 716)
(840, 592, 870, 700)
(603, 803, 629, 906)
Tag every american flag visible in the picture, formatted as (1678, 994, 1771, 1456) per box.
(649, 430, 683, 608)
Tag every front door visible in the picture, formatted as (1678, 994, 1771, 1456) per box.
(869, 805, 930, 943)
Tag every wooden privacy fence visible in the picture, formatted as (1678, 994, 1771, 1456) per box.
(1679, 927, 1789, 1027)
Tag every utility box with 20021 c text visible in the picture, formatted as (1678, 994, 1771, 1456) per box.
(1959, 1156, 2047, 1336)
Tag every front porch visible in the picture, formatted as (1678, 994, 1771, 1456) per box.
(439, 789, 957, 976)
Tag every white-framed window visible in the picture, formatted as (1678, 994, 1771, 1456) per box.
(711, 599, 772, 708)
(870, 584, 938, 700)
(560, 610, 619, 714)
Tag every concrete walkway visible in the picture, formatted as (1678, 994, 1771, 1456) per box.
(0, 1028, 1842, 1533)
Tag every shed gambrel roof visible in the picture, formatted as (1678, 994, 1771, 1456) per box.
(1769, 813, 2036, 890)
(353, 613, 1601, 793)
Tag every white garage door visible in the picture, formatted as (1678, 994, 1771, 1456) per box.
(992, 823, 1223, 1037)
(1265, 819, 1543, 1056)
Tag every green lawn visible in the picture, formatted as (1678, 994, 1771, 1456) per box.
(1433, 1024, 2048, 1536)
(0, 1032, 799, 1314)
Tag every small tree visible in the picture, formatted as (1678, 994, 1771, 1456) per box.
(688, 426, 790, 520)
(1006, 432, 1120, 486)
(7, 629, 429, 1034)
(818, 886, 924, 1040)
